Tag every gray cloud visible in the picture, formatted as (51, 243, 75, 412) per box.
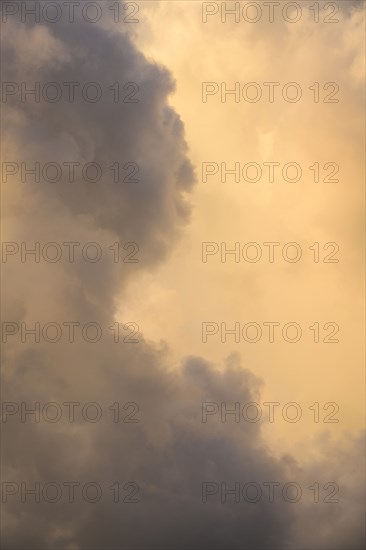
(1, 4, 364, 550)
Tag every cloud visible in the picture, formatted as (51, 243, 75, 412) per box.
(1, 3, 364, 550)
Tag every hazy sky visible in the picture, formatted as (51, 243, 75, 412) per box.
(1, 1, 365, 549)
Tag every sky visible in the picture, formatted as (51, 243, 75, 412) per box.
(1, 1, 365, 549)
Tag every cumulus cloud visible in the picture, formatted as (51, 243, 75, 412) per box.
(1, 2, 364, 550)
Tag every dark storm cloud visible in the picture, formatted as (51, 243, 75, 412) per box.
(1, 3, 364, 550)
(2, 13, 194, 280)
(2, 351, 294, 550)
(1, 6, 195, 322)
